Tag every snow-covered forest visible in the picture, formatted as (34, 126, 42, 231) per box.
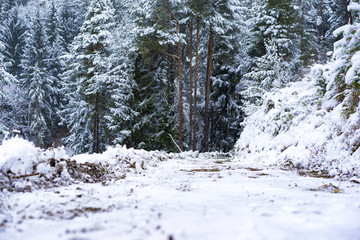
(1, 0, 360, 239)
(0, 0, 357, 155)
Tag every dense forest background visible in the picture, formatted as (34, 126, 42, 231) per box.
(0, 0, 355, 154)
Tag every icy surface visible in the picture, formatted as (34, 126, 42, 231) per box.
(1, 154, 360, 240)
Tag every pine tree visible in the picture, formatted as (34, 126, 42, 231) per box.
(0, 5, 26, 79)
(62, 0, 117, 153)
(58, 0, 89, 51)
(296, 0, 319, 65)
(323, 0, 348, 51)
(192, 0, 243, 152)
(129, 0, 182, 151)
(242, 39, 290, 115)
(106, 2, 138, 146)
(0, 42, 16, 136)
(185, 0, 207, 151)
(0, 0, 16, 22)
(21, 8, 53, 147)
(251, 0, 300, 63)
(45, 1, 66, 138)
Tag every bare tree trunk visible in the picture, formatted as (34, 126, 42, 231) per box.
(35, 98, 40, 147)
(92, 92, 99, 153)
(165, 1, 183, 151)
(204, 26, 214, 152)
(177, 36, 183, 151)
(1, 96, 4, 115)
(188, 20, 193, 148)
(316, 0, 325, 62)
(193, 17, 200, 152)
(345, 0, 352, 24)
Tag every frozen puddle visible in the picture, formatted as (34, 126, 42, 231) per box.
(1, 156, 360, 240)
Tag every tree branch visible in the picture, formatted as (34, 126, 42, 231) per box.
(165, 0, 179, 27)
(12, 173, 40, 179)
(168, 133, 182, 153)
(158, 49, 180, 60)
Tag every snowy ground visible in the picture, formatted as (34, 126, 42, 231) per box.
(1, 154, 360, 240)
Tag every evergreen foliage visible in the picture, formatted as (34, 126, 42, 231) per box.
(0, 6, 26, 79)
(0, 42, 16, 135)
(21, 9, 53, 147)
(62, 0, 119, 153)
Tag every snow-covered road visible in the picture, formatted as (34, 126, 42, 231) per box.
(1, 156, 360, 240)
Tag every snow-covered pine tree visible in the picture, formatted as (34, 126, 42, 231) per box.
(57, 0, 90, 51)
(251, 0, 300, 63)
(21, 8, 53, 147)
(45, 1, 66, 138)
(0, 0, 16, 22)
(242, 39, 290, 115)
(62, 0, 117, 153)
(296, 0, 319, 65)
(0, 42, 16, 136)
(105, 2, 138, 146)
(184, 0, 208, 151)
(127, 0, 182, 151)
(0, 5, 26, 79)
(241, 0, 300, 116)
(206, 0, 244, 152)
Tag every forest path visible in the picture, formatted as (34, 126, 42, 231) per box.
(1, 156, 360, 240)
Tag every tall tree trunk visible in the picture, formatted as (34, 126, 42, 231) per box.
(316, 0, 325, 62)
(35, 98, 40, 147)
(165, 1, 183, 151)
(168, 47, 175, 106)
(204, 26, 214, 152)
(1, 96, 4, 115)
(188, 20, 193, 148)
(193, 17, 200, 152)
(345, 0, 352, 24)
(92, 92, 99, 153)
(177, 35, 183, 151)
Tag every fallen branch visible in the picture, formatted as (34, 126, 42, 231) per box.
(12, 173, 40, 179)
(168, 133, 182, 153)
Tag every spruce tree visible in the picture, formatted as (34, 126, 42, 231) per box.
(128, 0, 181, 151)
(242, 39, 290, 115)
(204, 0, 244, 152)
(0, 42, 16, 136)
(45, 1, 66, 138)
(251, 0, 300, 63)
(106, 3, 137, 146)
(0, 5, 26, 79)
(62, 0, 117, 153)
(21, 9, 53, 147)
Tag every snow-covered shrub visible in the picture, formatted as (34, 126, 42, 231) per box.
(235, 23, 360, 178)
(242, 39, 292, 116)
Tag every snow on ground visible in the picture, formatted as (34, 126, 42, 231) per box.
(1, 151, 360, 240)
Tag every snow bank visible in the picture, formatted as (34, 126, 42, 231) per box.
(0, 137, 68, 175)
(235, 68, 360, 179)
(0, 137, 169, 191)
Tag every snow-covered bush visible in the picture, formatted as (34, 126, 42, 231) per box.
(235, 23, 360, 179)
